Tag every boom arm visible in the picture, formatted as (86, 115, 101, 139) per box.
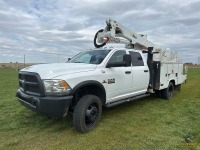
(94, 18, 179, 63)
(94, 18, 155, 50)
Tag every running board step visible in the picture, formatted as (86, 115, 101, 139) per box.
(105, 94, 151, 108)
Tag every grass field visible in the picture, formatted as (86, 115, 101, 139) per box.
(0, 68, 199, 150)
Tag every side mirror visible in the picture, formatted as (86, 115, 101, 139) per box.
(123, 54, 131, 67)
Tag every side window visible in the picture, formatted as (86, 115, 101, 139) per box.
(129, 51, 144, 66)
(108, 50, 126, 63)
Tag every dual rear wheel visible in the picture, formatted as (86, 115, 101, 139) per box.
(161, 82, 174, 100)
(155, 82, 174, 100)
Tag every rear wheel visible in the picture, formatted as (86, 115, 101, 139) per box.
(73, 95, 102, 133)
(161, 82, 174, 100)
(154, 90, 161, 98)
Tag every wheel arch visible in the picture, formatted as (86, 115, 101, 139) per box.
(71, 80, 106, 105)
(169, 79, 175, 86)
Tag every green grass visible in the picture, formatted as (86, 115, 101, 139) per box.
(0, 68, 200, 150)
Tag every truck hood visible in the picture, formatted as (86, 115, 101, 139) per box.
(21, 63, 97, 79)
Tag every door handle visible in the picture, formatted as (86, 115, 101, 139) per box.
(125, 71, 131, 74)
(144, 70, 149, 72)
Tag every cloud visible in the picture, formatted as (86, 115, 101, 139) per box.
(0, 0, 199, 63)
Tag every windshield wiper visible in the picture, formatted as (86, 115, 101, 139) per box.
(74, 61, 84, 63)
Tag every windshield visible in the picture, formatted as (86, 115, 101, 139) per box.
(68, 50, 111, 64)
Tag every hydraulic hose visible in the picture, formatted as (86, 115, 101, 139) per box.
(94, 29, 108, 48)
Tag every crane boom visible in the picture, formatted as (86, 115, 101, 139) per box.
(94, 18, 155, 50)
(94, 18, 179, 63)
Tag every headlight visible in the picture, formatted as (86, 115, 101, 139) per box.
(43, 80, 71, 95)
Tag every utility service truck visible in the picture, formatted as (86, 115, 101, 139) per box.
(16, 18, 187, 133)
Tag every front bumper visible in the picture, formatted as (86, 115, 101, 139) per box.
(16, 89, 73, 119)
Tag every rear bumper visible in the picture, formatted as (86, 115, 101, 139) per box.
(16, 89, 73, 118)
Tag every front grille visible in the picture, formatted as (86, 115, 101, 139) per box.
(19, 72, 44, 96)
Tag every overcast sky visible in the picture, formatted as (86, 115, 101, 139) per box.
(0, 0, 200, 64)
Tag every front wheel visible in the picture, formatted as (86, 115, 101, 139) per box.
(73, 95, 102, 133)
(161, 82, 174, 100)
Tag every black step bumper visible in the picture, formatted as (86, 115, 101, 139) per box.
(16, 89, 73, 119)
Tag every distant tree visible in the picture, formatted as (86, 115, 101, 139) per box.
(185, 62, 193, 65)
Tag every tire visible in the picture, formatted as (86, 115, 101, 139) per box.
(94, 29, 107, 48)
(161, 82, 174, 100)
(154, 90, 161, 98)
(73, 95, 102, 133)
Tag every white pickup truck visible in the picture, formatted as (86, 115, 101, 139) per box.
(16, 18, 187, 133)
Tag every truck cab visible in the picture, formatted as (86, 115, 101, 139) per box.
(68, 48, 149, 102)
